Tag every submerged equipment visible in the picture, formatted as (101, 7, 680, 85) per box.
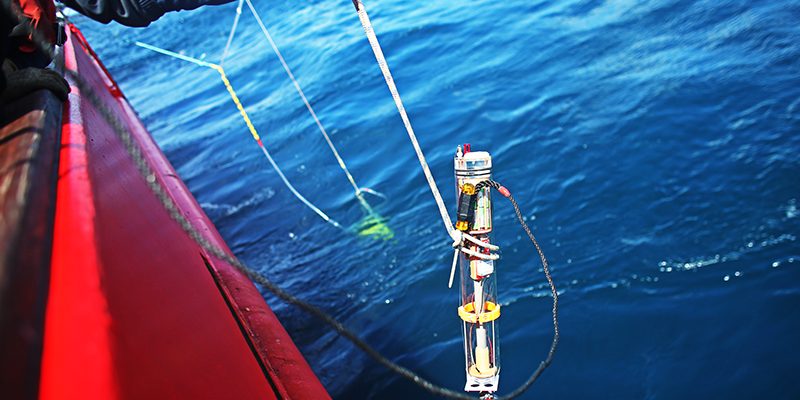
(353, 0, 559, 397)
(454, 146, 500, 392)
(450, 146, 560, 399)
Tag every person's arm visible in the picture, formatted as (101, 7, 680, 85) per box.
(63, 0, 234, 27)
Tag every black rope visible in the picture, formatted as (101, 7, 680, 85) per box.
(1, 2, 558, 398)
(473, 180, 560, 399)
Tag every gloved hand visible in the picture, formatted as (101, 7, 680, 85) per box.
(163, 0, 236, 9)
(0, 67, 70, 104)
(63, 0, 236, 27)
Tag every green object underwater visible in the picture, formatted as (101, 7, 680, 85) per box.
(355, 213, 394, 240)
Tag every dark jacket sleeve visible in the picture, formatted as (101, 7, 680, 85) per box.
(63, 0, 234, 27)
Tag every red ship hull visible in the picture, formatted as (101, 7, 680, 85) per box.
(0, 24, 329, 400)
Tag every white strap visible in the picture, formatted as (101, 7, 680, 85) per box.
(354, 1, 500, 258)
(354, 0, 455, 236)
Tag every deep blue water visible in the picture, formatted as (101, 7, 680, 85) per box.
(73, 0, 800, 398)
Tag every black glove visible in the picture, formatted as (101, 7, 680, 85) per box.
(1, 67, 70, 104)
(63, 0, 235, 27)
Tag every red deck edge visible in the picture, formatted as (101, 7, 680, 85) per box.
(38, 25, 329, 399)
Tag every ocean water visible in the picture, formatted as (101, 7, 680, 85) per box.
(73, 0, 800, 398)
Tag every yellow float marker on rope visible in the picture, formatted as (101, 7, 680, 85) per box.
(135, 41, 393, 239)
(135, 41, 343, 230)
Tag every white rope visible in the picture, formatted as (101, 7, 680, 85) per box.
(136, 41, 216, 68)
(220, 0, 244, 66)
(258, 145, 342, 228)
(245, 0, 379, 214)
(460, 246, 499, 260)
(353, 1, 454, 236)
(353, 1, 497, 253)
(135, 41, 342, 229)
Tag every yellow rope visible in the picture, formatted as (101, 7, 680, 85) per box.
(133, 41, 396, 237)
(134, 42, 261, 142)
(212, 65, 260, 142)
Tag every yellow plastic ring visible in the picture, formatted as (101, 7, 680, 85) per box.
(458, 301, 501, 323)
